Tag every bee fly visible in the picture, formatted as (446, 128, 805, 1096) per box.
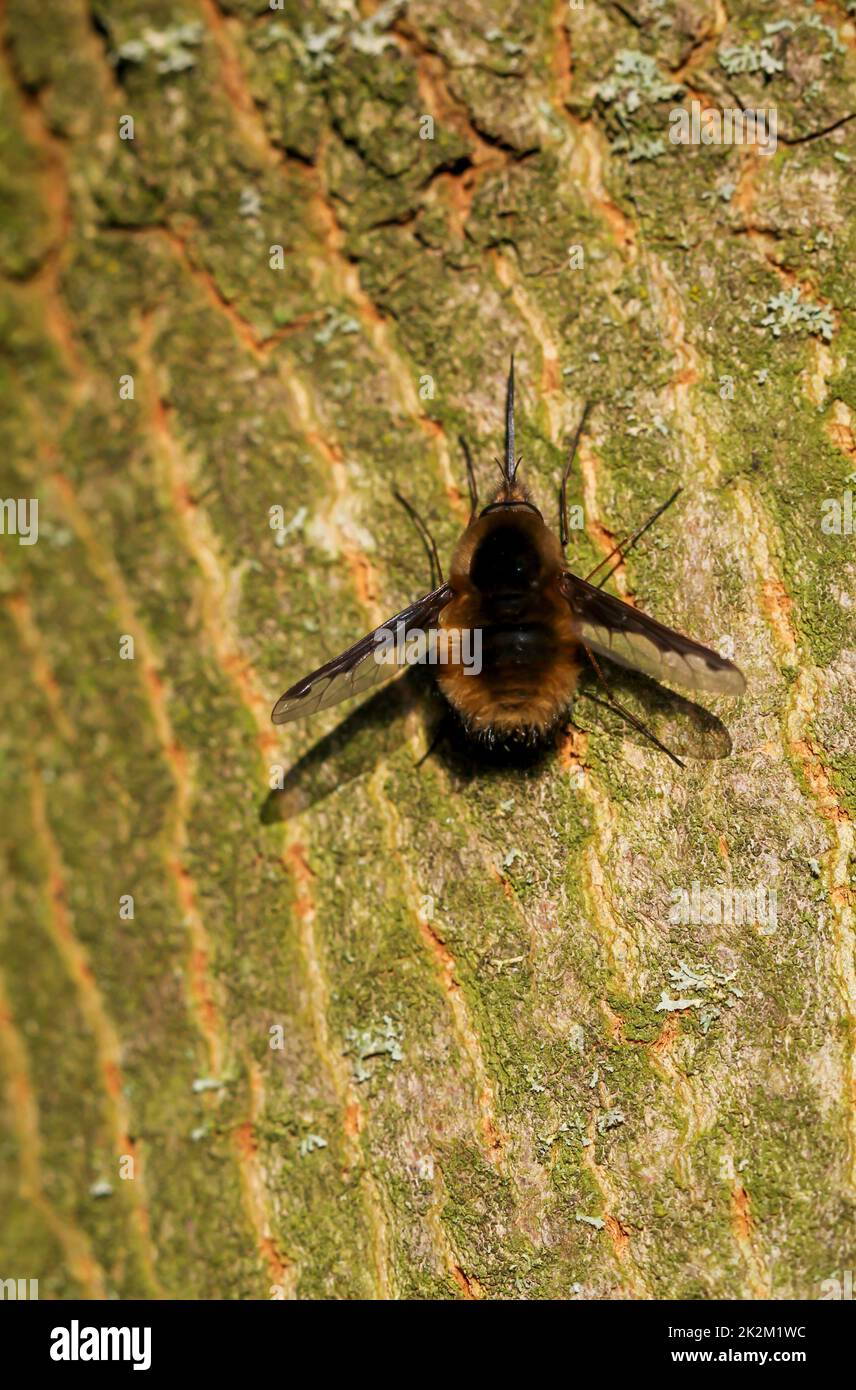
(273, 361, 745, 766)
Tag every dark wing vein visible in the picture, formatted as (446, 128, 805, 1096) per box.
(560, 571, 746, 697)
(272, 583, 454, 724)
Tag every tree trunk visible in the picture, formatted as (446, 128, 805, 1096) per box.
(1, 0, 854, 1300)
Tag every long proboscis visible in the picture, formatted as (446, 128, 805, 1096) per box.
(505, 354, 518, 482)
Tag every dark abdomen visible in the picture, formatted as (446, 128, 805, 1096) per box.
(479, 620, 555, 685)
(437, 612, 580, 743)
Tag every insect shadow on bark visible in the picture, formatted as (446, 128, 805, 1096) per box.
(267, 365, 744, 799)
(261, 661, 732, 823)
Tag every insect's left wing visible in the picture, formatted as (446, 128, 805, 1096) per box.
(560, 571, 746, 697)
(272, 583, 454, 724)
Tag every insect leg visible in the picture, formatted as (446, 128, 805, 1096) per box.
(393, 489, 444, 587)
(459, 436, 479, 523)
(415, 711, 451, 768)
(560, 401, 593, 549)
(585, 487, 682, 587)
(581, 641, 686, 769)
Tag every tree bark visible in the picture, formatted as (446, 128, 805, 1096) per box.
(1, 0, 854, 1299)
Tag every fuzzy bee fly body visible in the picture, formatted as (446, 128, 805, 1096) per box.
(435, 477, 579, 744)
(273, 360, 745, 764)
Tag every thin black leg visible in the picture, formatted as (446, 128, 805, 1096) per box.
(393, 488, 444, 588)
(581, 641, 685, 769)
(460, 436, 479, 523)
(584, 487, 682, 587)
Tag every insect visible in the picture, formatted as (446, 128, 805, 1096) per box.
(272, 362, 745, 767)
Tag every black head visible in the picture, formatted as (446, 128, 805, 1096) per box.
(470, 517, 545, 620)
(471, 521, 540, 590)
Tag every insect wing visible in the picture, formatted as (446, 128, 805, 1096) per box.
(560, 571, 745, 697)
(272, 583, 454, 724)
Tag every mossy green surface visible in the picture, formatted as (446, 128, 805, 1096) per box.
(0, 0, 854, 1300)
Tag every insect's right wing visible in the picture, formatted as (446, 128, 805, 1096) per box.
(272, 583, 454, 724)
(559, 571, 746, 697)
